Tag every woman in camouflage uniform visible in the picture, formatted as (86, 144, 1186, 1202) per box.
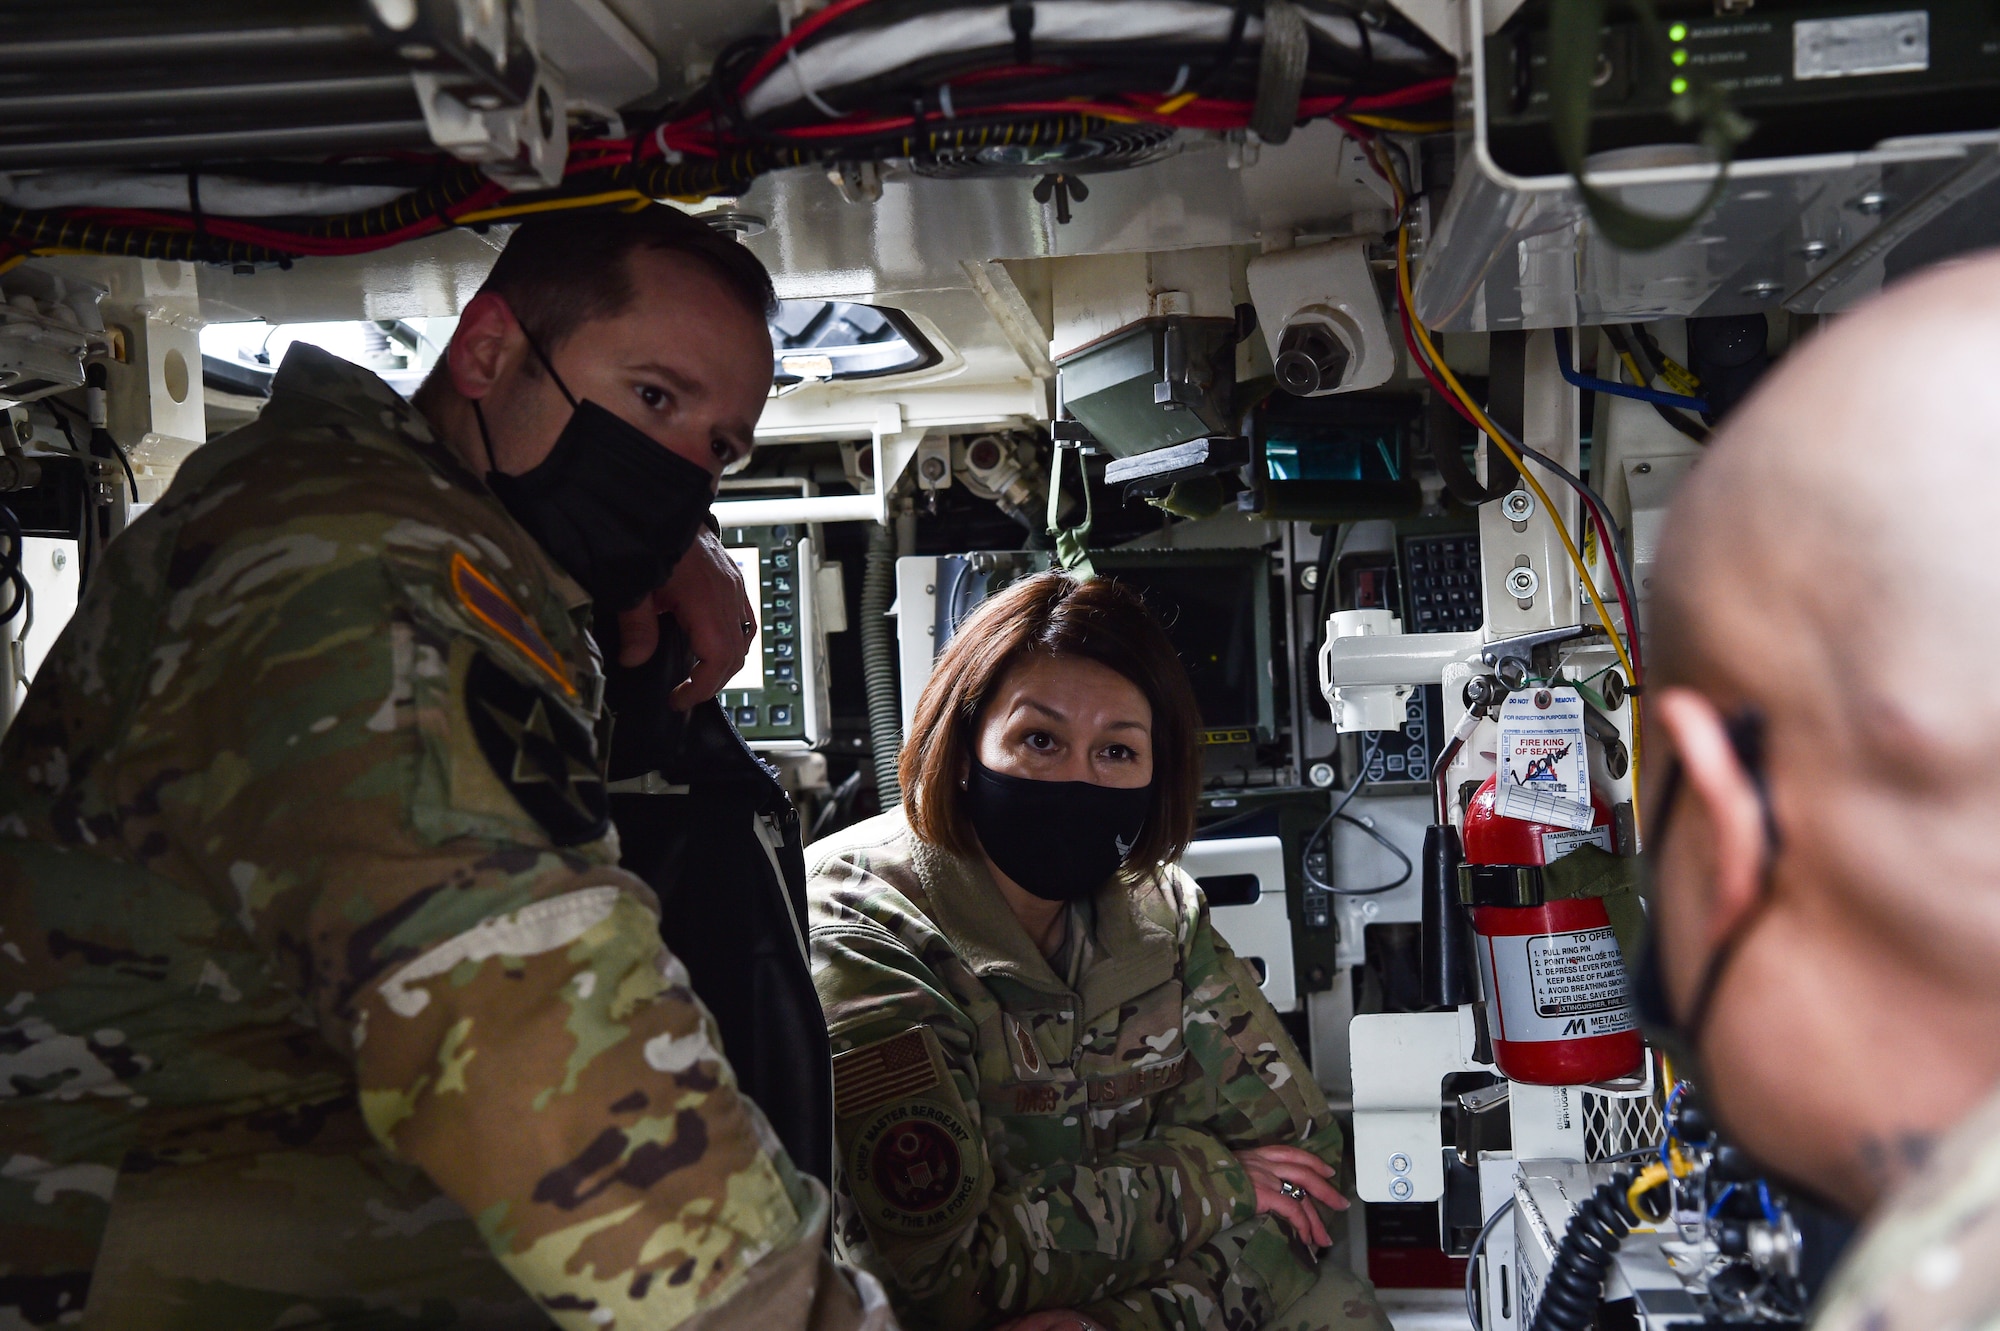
(807, 573, 1390, 1331)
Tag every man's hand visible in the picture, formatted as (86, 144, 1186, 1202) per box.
(1235, 1143, 1348, 1250)
(616, 528, 755, 709)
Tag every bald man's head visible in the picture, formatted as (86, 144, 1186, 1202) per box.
(1645, 250, 2000, 1213)
(1657, 253, 2000, 776)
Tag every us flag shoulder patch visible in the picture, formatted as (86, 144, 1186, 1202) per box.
(834, 1027, 942, 1120)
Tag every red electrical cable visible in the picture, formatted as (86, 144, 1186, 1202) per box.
(738, 0, 880, 95)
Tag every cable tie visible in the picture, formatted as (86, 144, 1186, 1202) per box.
(939, 82, 956, 119)
(1165, 63, 1191, 97)
(652, 122, 684, 165)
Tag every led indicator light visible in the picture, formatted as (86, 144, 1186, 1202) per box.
(1671, 76, 1689, 94)
(1669, 22, 1688, 40)
(1672, 47, 1688, 65)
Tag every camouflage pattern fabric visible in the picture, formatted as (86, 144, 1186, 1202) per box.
(0, 344, 890, 1331)
(1810, 1085, 2000, 1331)
(806, 811, 1390, 1331)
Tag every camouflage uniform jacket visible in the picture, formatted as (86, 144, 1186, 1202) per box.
(1811, 1083, 2000, 1331)
(806, 810, 1343, 1331)
(0, 344, 889, 1331)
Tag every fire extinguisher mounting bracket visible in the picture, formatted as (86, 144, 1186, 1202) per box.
(1479, 624, 1593, 690)
(1459, 861, 1547, 908)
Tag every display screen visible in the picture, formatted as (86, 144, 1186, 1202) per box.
(1096, 556, 1267, 739)
(725, 546, 765, 691)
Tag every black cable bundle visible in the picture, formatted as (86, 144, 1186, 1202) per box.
(1531, 1170, 1640, 1331)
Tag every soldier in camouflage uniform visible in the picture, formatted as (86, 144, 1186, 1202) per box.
(0, 211, 889, 1330)
(807, 575, 1389, 1331)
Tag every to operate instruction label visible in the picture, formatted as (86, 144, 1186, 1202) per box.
(1479, 926, 1637, 1043)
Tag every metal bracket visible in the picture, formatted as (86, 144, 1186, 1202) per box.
(1479, 624, 1591, 689)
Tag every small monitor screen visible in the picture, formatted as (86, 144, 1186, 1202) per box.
(725, 547, 764, 691)
(1096, 555, 1268, 739)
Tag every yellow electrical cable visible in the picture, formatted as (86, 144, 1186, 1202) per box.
(1347, 116, 1453, 133)
(1380, 147, 1642, 826)
(1156, 92, 1198, 115)
(1393, 233, 1637, 696)
(1626, 1162, 1672, 1221)
(0, 253, 27, 277)
(453, 189, 650, 225)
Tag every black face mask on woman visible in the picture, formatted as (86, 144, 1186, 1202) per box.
(473, 330, 715, 613)
(963, 756, 1153, 903)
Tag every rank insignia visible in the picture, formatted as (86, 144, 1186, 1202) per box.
(465, 651, 608, 846)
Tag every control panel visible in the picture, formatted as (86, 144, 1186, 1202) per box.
(717, 522, 832, 751)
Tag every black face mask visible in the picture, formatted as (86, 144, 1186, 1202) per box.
(1634, 708, 1781, 1067)
(963, 756, 1153, 903)
(475, 331, 715, 613)
(1637, 709, 1862, 1218)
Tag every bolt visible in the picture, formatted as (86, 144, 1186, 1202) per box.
(1741, 280, 1783, 301)
(1798, 240, 1830, 261)
(1500, 489, 1535, 522)
(51, 549, 66, 571)
(1389, 1153, 1412, 1173)
(1390, 1177, 1414, 1199)
(1854, 190, 1891, 215)
(1308, 761, 1336, 788)
(1505, 566, 1540, 599)
(920, 456, 948, 482)
(1299, 564, 1321, 591)
(1634, 462, 1653, 474)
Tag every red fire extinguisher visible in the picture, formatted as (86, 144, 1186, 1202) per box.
(1460, 775, 1643, 1086)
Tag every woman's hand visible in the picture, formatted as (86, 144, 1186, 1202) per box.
(1234, 1143, 1349, 1250)
(992, 1312, 1104, 1331)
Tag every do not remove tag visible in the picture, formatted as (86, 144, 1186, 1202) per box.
(1496, 686, 1594, 832)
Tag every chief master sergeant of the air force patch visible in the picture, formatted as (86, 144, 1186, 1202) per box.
(836, 1026, 981, 1238)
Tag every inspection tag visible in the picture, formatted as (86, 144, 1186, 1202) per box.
(1496, 685, 1594, 831)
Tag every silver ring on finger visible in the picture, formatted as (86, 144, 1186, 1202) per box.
(1279, 1180, 1306, 1201)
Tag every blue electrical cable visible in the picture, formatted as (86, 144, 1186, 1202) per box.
(1707, 1183, 1737, 1219)
(1756, 1179, 1779, 1224)
(1554, 328, 1710, 414)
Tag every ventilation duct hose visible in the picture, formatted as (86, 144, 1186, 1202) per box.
(861, 523, 902, 806)
(1531, 1170, 1640, 1331)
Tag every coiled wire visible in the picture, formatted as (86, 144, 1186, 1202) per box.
(1531, 1169, 1640, 1331)
(0, 504, 30, 659)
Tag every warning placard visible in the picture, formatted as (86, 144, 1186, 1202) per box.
(1526, 927, 1631, 1017)
(1479, 927, 1638, 1043)
(1496, 686, 1593, 831)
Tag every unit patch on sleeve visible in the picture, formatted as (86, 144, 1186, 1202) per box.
(846, 1099, 980, 1237)
(464, 650, 608, 846)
